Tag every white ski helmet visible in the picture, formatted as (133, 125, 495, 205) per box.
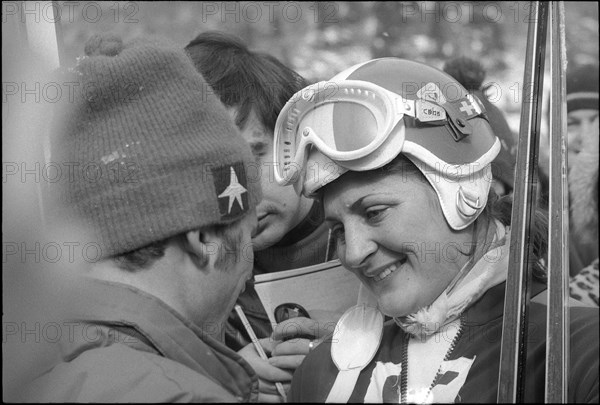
(273, 58, 501, 230)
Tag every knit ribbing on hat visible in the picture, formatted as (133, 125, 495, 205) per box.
(50, 34, 261, 258)
(567, 64, 599, 113)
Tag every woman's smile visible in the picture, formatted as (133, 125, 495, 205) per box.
(365, 255, 408, 282)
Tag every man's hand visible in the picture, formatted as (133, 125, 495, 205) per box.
(238, 316, 339, 402)
(272, 314, 338, 342)
(238, 339, 292, 403)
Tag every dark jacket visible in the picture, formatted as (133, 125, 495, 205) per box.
(291, 280, 599, 403)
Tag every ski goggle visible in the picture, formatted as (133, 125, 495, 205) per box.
(273, 80, 453, 186)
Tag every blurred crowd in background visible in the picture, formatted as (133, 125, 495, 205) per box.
(54, 1, 599, 134)
(2, 2, 598, 402)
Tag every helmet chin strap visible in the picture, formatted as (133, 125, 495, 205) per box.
(446, 214, 484, 296)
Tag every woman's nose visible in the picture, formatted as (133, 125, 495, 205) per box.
(342, 225, 377, 269)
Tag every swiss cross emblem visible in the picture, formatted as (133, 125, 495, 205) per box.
(212, 162, 249, 219)
(459, 94, 483, 118)
(459, 100, 475, 115)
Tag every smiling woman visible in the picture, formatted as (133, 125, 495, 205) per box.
(322, 158, 477, 320)
(274, 57, 599, 403)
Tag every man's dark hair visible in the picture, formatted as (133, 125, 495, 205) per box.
(185, 31, 308, 132)
(113, 220, 246, 272)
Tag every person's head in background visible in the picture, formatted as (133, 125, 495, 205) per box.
(566, 64, 599, 169)
(566, 63, 599, 263)
(443, 56, 517, 197)
(185, 31, 313, 251)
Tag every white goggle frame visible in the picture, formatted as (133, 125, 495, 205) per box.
(273, 80, 447, 186)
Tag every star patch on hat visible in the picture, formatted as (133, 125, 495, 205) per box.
(212, 162, 249, 219)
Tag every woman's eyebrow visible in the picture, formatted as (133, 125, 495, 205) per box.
(324, 195, 372, 222)
(350, 195, 371, 211)
(324, 192, 398, 221)
(351, 193, 398, 209)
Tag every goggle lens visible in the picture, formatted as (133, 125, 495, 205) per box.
(331, 102, 380, 151)
(293, 102, 380, 153)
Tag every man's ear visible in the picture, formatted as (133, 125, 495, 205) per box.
(184, 228, 218, 269)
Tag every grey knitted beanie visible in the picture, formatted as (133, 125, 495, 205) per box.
(51, 33, 261, 258)
(567, 64, 599, 113)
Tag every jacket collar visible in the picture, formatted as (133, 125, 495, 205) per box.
(62, 276, 258, 401)
(462, 278, 547, 326)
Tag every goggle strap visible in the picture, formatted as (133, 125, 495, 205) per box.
(441, 100, 474, 142)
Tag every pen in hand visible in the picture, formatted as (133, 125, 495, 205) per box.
(235, 304, 288, 402)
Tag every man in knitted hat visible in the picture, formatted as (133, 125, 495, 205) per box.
(565, 64, 599, 304)
(566, 64, 599, 172)
(21, 33, 262, 402)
